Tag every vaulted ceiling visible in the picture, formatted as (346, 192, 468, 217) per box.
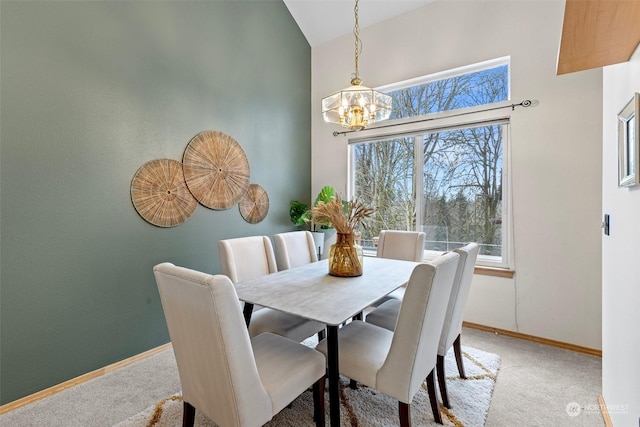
(284, 0, 640, 75)
(283, 0, 433, 47)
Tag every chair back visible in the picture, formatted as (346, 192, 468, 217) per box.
(439, 242, 480, 355)
(273, 231, 318, 271)
(376, 230, 426, 262)
(377, 252, 460, 402)
(153, 263, 272, 427)
(219, 236, 278, 282)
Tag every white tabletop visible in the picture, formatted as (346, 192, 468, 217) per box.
(235, 256, 419, 326)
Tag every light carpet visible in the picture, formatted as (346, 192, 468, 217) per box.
(115, 345, 500, 427)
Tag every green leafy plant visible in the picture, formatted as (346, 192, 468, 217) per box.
(289, 186, 336, 232)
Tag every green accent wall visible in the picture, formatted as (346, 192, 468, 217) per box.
(0, 0, 311, 404)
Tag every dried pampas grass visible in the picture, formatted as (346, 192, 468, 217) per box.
(311, 195, 373, 234)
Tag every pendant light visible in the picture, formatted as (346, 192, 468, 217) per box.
(321, 0, 392, 132)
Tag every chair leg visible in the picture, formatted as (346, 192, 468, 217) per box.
(349, 379, 357, 389)
(399, 401, 411, 427)
(318, 328, 326, 341)
(182, 401, 195, 427)
(426, 369, 443, 424)
(453, 334, 466, 379)
(313, 375, 326, 427)
(436, 354, 451, 409)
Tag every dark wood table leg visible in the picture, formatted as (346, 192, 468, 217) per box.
(242, 303, 254, 328)
(327, 325, 340, 427)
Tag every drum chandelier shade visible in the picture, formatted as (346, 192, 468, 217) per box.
(321, 0, 392, 132)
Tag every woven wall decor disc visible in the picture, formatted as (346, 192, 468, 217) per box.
(182, 131, 250, 210)
(239, 183, 269, 224)
(130, 159, 198, 227)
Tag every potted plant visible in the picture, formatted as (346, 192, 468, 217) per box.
(290, 186, 336, 258)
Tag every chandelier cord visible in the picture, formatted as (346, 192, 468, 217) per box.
(353, 0, 361, 83)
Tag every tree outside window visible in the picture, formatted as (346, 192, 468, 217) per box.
(351, 61, 509, 264)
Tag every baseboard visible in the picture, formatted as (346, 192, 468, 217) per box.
(599, 395, 614, 427)
(0, 342, 173, 415)
(463, 322, 602, 357)
(0, 324, 603, 415)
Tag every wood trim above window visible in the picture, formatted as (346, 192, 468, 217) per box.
(557, 0, 640, 75)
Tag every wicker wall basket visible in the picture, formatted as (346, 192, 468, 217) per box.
(130, 159, 198, 227)
(238, 183, 269, 224)
(182, 131, 250, 210)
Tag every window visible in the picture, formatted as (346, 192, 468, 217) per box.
(349, 58, 511, 267)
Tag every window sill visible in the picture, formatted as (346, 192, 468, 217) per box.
(474, 266, 515, 278)
(363, 252, 515, 278)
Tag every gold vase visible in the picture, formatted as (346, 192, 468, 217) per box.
(328, 232, 364, 277)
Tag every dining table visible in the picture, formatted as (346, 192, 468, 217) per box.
(234, 255, 419, 427)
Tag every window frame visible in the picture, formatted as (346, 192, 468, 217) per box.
(347, 58, 513, 269)
(376, 56, 511, 105)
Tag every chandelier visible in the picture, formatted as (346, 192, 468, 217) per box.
(321, 0, 392, 132)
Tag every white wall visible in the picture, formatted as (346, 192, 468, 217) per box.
(602, 45, 640, 425)
(312, 0, 602, 349)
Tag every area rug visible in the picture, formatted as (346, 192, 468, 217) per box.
(115, 345, 499, 427)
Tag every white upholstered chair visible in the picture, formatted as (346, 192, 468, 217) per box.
(273, 231, 318, 271)
(317, 252, 460, 426)
(153, 263, 326, 427)
(375, 230, 426, 301)
(218, 235, 278, 283)
(219, 235, 325, 342)
(365, 242, 480, 409)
